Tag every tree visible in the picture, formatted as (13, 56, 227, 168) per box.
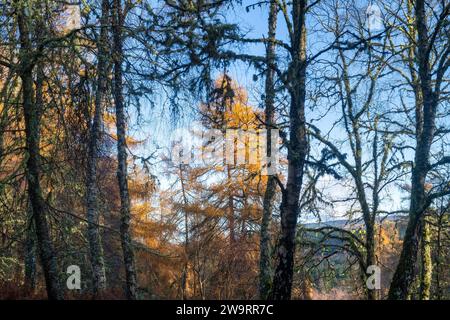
(419, 214, 432, 299)
(85, 0, 110, 296)
(305, 0, 399, 299)
(269, 0, 309, 300)
(15, 0, 62, 300)
(111, 0, 139, 300)
(384, 0, 450, 299)
(259, 0, 278, 300)
(432, 198, 450, 299)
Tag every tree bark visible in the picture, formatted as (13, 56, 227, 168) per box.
(434, 205, 446, 300)
(388, 0, 438, 299)
(17, 7, 62, 300)
(259, 0, 277, 300)
(24, 201, 37, 294)
(419, 215, 432, 300)
(112, 0, 138, 300)
(270, 0, 308, 300)
(23, 59, 43, 295)
(85, 0, 109, 296)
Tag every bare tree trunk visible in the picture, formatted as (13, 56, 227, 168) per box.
(23, 65, 62, 301)
(270, 0, 308, 300)
(365, 223, 377, 299)
(85, 0, 109, 296)
(388, 0, 439, 299)
(112, 0, 138, 300)
(17, 7, 62, 299)
(259, 0, 277, 300)
(419, 215, 432, 300)
(23, 59, 43, 295)
(20, 50, 61, 301)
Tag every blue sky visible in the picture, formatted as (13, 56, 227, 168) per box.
(126, 1, 408, 223)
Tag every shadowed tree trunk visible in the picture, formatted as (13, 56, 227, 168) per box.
(259, 0, 277, 300)
(388, 0, 450, 299)
(24, 201, 37, 294)
(85, 0, 109, 296)
(270, 0, 308, 300)
(112, 0, 138, 300)
(17, 5, 62, 300)
(23, 60, 43, 295)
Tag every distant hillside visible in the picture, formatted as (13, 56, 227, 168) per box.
(301, 215, 409, 238)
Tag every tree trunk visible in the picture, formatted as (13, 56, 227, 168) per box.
(435, 208, 445, 300)
(23, 59, 43, 295)
(24, 201, 36, 294)
(112, 0, 138, 300)
(20, 54, 62, 301)
(419, 215, 432, 300)
(85, 0, 109, 296)
(270, 0, 308, 300)
(18, 8, 62, 300)
(365, 222, 377, 300)
(179, 164, 189, 300)
(388, 0, 437, 299)
(259, 0, 277, 300)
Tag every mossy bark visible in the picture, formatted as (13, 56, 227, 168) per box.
(259, 0, 277, 300)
